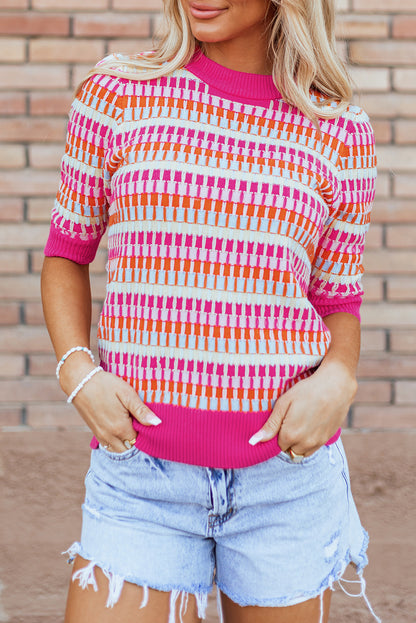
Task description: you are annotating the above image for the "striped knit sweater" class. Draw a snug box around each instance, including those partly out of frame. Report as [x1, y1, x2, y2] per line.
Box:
[45, 50, 377, 468]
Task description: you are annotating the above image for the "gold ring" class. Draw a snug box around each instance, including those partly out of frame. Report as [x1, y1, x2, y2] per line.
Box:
[123, 437, 137, 450]
[288, 448, 304, 463]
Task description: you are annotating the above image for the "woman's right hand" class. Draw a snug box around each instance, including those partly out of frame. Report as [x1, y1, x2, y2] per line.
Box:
[60, 356, 161, 453]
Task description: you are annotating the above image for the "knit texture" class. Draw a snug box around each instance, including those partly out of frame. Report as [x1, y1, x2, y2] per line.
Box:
[45, 51, 377, 468]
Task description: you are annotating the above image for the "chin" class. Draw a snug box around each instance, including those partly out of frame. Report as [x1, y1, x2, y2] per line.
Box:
[189, 23, 232, 43]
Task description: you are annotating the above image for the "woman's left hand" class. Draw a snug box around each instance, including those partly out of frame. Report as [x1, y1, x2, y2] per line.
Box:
[248, 360, 358, 457]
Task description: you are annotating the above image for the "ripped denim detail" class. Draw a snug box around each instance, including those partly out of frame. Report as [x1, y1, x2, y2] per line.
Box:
[62, 542, 211, 621]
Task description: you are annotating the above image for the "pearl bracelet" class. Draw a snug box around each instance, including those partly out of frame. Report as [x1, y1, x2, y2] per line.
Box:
[56, 346, 95, 381]
[67, 366, 103, 404]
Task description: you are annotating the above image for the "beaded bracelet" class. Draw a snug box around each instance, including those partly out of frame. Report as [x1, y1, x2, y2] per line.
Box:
[67, 366, 103, 404]
[56, 346, 95, 381]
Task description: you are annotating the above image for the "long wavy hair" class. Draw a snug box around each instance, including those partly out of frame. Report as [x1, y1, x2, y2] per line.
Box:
[80, 0, 352, 124]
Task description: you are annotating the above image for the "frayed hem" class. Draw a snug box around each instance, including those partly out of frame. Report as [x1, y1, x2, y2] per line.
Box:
[216, 554, 381, 622]
[62, 542, 210, 619]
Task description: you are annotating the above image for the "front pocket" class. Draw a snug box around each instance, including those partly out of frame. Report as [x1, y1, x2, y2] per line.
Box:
[98, 443, 140, 462]
[276, 444, 326, 466]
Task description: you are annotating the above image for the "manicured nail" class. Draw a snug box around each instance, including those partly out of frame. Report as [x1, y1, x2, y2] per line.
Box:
[148, 415, 162, 425]
[249, 430, 266, 446]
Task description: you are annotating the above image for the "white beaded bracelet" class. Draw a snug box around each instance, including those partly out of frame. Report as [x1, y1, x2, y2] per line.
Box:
[56, 346, 95, 380]
[67, 366, 103, 404]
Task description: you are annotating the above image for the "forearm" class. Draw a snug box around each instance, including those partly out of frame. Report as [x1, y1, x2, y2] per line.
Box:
[41, 256, 94, 394]
[320, 312, 361, 382]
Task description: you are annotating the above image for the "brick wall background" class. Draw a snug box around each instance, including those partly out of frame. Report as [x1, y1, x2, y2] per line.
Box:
[0, 0, 415, 431]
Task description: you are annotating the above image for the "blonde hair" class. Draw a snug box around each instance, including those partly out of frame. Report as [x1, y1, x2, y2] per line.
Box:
[80, 0, 352, 124]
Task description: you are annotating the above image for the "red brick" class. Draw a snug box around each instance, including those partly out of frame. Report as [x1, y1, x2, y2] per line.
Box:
[0, 224, 50, 249]
[393, 16, 416, 39]
[395, 381, 416, 404]
[353, 406, 416, 429]
[25, 302, 46, 326]
[395, 120, 416, 145]
[358, 355, 416, 378]
[374, 173, 390, 199]
[370, 120, 392, 144]
[27, 199, 55, 223]
[73, 13, 150, 38]
[376, 146, 416, 173]
[0, 38, 26, 63]
[357, 93, 416, 118]
[393, 174, 416, 198]
[387, 277, 416, 302]
[33, 0, 108, 9]
[107, 38, 155, 56]
[0, 0, 28, 7]
[394, 68, 416, 92]
[353, 0, 416, 12]
[71, 64, 95, 89]
[0, 275, 42, 301]
[0, 171, 60, 196]
[29, 144, 64, 170]
[0, 355, 25, 377]
[371, 200, 416, 224]
[0, 378, 62, 402]
[363, 250, 416, 274]
[386, 225, 416, 249]
[349, 67, 390, 94]
[350, 41, 416, 66]
[361, 329, 386, 353]
[364, 224, 383, 249]
[0, 303, 20, 326]
[0, 326, 53, 353]
[0, 92, 26, 116]
[26, 403, 86, 428]
[361, 304, 416, 328]
[355, 380, 392, 404]
[28, 354, 57, 376]
[0, 65, 69, 91]
[0, 251, 27, 275]
[112, 0, 163, 10]
[30, 38, 105, 63]
[30, 91, 73, 117]
[31, 250, 47, 273]
[361, 275, 383, 302]
[390, 330, 416, 353]
[337, 15, 389, 39]
[0, 146, 26, 170]
[0, 12, 69, 36]
[0, 198, 24, 223]
[0, 407, 23, 427]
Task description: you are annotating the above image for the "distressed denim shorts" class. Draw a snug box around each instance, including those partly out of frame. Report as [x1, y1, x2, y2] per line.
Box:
[65, 437, 380, 622]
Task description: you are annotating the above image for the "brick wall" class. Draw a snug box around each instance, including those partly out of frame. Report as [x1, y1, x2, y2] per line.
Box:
[0, 0, 415, 430]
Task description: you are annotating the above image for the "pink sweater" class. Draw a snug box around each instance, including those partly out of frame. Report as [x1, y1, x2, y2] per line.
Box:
[45, 50, 377, 468]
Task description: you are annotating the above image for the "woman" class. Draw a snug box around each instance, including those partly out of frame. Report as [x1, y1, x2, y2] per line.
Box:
[41, 1, 380, 622]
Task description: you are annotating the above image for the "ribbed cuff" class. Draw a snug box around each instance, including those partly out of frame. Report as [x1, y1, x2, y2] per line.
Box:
[44, 223, 101, 265]
[309, 295, 362, 322]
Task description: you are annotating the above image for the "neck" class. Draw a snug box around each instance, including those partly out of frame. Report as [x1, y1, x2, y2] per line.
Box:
[201, 29, 273, 76]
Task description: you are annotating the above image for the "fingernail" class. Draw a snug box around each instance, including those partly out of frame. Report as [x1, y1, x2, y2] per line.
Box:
[249, 430, 266, 446]
[148, 415, 162, 425]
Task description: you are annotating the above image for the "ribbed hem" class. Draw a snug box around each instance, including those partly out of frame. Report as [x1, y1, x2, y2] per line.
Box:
[90, 403, 341, 468]
[44, 223, 100, 265]
[185, 49, 281, 106]
[309, 295, 363, 322]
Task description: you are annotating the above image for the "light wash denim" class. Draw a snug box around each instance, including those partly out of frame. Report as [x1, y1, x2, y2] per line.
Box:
[64, 438, 381, 622]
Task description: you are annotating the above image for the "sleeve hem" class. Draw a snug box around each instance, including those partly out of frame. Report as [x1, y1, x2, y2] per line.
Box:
[309, 296, 362, 322]
[44, 223, 102, 265]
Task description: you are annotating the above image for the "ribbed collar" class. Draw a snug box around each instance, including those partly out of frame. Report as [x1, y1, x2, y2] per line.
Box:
[185, 48, 281, 105]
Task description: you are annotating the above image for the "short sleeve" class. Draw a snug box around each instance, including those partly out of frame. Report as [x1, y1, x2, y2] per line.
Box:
[44, 71, 121, 264]
[307, 110, 377, 321]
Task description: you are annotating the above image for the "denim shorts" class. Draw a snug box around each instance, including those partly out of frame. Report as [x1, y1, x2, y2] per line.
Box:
[65, 438, 381, 622]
